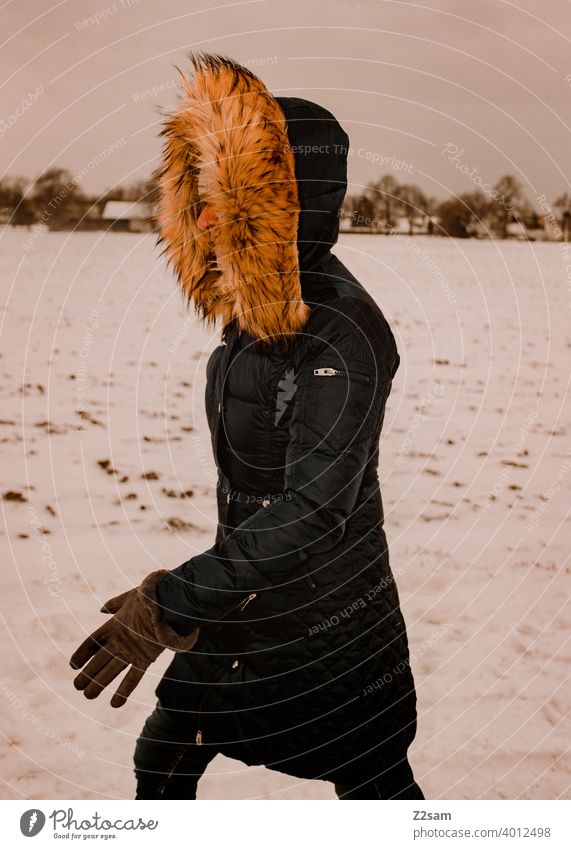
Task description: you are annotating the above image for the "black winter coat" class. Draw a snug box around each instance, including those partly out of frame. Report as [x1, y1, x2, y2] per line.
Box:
[154, 55, 418, 786]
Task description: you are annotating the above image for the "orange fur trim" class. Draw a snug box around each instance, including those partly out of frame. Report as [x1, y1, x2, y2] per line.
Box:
[156, 53, 310, 343]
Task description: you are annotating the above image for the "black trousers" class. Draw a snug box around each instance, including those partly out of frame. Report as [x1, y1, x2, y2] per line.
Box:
[134, 701, 425, 800]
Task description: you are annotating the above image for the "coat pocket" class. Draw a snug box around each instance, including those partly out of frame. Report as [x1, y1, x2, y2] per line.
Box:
[313, 366, 370, 385]
[302, 361, 376, 454]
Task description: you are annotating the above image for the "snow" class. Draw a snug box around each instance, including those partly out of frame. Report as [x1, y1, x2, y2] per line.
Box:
[0, 228, 569, 800]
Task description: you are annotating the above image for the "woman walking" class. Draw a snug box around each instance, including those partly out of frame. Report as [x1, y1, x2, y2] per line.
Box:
[70, 53, 424, 801]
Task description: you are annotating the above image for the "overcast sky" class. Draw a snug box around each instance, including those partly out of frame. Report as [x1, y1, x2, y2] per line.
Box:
[2, 0, 570, 209]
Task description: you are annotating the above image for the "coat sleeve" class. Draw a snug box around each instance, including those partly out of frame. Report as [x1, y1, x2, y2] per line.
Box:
[155, 324, 394, 635]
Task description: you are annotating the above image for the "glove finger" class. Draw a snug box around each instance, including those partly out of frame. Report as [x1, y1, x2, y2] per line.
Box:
[100, 589, 135, 615]
[83, 657, 129, 700]
[69, 622, 109, 670]
[73, 646, 116, 691]
[111, 665, 147, 708]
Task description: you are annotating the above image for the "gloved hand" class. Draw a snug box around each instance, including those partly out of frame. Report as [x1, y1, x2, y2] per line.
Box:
[69, 570, 199, 708]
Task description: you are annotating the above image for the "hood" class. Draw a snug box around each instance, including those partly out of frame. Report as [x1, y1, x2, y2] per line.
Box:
[156, 53, 349, 344]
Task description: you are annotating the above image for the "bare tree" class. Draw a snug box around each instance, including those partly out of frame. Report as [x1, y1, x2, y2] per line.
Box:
[436, 191, 491, 238]
[122, 175, 160, 208]
[397, 184, 429, 235]
[352, 193, 376, 228]
[30, 167, 85, 227]
[0, 177, 36, 224]
[490, 175, 527, 238]
[554, 192, 571, 240]
[367, 174, 401, 230]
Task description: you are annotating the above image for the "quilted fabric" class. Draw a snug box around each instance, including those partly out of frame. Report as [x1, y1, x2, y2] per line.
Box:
[154, 65, 418, 785]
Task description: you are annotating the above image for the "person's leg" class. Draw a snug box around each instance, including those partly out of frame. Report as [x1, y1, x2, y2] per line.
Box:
[134, 700, 217, 799]
[335, 752, 425, 800]
[335, 779, 381, 799]
[373, 754, 425, 800]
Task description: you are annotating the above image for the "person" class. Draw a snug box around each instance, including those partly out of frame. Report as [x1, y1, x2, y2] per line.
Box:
[69, 52, 424, 801]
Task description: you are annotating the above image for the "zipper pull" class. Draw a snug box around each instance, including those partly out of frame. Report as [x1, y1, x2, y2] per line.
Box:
[314, 367, 339, 376]
[195, 729, 203, 745]
[313, 366, 370, 384]
[239, 593, 257, 612]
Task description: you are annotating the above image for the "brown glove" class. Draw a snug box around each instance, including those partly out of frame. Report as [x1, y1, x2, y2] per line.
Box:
[69, 570, 199, 708]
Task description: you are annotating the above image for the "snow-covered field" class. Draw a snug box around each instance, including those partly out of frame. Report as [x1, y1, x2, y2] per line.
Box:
[1, 228, 569, 800]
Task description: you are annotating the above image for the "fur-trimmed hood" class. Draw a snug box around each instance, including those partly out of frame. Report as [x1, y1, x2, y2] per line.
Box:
[155, 53, 349, 344]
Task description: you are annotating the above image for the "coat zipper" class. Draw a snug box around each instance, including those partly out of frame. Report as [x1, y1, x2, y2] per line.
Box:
[313, 367, 370, 384]
[194, 591, 257, 745]
[212, 325, 239, 468]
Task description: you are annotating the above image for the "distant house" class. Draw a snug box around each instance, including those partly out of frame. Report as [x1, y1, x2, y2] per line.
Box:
[338, 214, 354, 233]
[101, 201, 153, 233]
[505, 220, 528, 240]
[391, 216, 410, 235]
[472, 221, 491, 239]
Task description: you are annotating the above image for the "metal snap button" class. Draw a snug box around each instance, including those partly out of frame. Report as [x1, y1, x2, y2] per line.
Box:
[262, 498, 270, 508]
[231, 659, 239, 669]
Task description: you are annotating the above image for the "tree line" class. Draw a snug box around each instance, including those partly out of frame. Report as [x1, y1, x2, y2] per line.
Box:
[1, 166, 569, 239]
[344, 174, 570, 239]
[0, 168, 158, 229]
